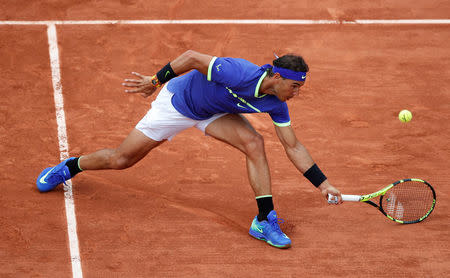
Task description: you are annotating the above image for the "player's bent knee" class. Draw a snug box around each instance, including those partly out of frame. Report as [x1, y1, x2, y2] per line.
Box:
[242, 133, 265, 156]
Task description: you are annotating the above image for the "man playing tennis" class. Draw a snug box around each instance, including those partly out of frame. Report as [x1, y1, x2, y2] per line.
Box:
[37, 50, 343, 249]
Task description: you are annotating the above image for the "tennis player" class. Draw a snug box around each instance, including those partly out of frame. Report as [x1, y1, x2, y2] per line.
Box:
[37, 50, 343, 249]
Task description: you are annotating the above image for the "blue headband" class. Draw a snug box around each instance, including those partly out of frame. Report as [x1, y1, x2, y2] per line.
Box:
[261, 64, 307, 81]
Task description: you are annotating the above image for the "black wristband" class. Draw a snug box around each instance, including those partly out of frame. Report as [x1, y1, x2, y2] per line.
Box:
[156, 63, 178, 84]
[303, 163, 327, 188]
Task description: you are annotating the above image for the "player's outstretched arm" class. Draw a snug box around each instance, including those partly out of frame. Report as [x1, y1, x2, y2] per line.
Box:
[170, 50, 213, 76]
[274, 124, 342, 204]
[122, 50, 213, 98]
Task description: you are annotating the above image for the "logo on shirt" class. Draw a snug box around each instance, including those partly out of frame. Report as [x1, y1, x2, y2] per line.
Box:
[237, 103, 247, 109]
[216, 64, 222, 71]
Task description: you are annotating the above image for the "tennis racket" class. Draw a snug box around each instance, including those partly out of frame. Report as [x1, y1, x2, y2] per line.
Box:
[328, 178, 436, 224]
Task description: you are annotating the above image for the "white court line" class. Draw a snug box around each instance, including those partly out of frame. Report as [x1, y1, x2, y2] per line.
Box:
[0, 19, 449, 25]
[47, 24, 83, 278]
[351, 19, 450, 24]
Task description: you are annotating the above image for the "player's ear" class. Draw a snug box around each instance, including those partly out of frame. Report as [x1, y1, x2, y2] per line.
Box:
[273, 72, 282, 79]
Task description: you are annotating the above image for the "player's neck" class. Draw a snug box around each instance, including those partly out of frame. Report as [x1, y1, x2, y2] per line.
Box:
[259, 75, 276, 96]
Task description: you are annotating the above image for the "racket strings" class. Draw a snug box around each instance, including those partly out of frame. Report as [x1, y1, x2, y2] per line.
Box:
[381, 181, 435, 222]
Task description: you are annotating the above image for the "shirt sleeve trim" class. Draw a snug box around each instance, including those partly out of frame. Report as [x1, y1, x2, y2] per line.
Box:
[273, 121, 291, 127]
[207, 56, 218, 81]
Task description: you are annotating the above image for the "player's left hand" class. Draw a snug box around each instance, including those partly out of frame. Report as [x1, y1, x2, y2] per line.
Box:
[318, 181, 343, 205]
[122, 72, 157, 98]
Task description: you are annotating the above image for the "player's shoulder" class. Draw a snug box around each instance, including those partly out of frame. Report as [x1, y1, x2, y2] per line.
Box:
[210, 57, 264, 88]
[216, 57, 259, 69]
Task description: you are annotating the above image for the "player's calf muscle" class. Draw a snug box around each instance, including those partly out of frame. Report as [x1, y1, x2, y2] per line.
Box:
[110, 155, 132, 170]
[80, 149, 133, 170]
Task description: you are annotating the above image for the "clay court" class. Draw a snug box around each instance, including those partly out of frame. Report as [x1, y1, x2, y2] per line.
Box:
[1, 1, 449, 277]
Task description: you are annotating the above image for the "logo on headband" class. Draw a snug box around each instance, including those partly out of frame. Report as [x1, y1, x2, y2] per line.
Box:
[260, 64, 306, 81]
[273, 66, 307, 82]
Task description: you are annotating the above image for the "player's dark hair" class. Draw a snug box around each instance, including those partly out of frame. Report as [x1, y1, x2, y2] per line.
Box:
[268, 54, 309, 77]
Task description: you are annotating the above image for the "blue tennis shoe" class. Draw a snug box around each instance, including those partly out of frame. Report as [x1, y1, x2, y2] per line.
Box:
[36, 157, 75, 192]
[249, 210, 291, 249]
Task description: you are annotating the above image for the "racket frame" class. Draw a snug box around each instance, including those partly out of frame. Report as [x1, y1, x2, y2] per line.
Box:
[333, 178, 436, 224]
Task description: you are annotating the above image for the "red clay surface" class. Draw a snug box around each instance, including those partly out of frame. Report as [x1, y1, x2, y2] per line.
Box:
[1, 1, 450, 20]
[1, 3, 450, 278]
[0, 26, 71, 277]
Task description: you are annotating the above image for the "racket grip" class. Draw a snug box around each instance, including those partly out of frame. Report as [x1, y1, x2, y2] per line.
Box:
[327, 194, 362, 204]
[328, 194, 339, 204]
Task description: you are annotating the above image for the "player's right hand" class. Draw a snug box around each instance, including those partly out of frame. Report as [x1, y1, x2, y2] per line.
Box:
[318, 181, 343, 205]
[122, 72, 157, 98]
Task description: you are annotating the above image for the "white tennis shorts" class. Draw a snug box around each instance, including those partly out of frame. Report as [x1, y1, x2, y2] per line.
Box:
[136, 85, 226, 141]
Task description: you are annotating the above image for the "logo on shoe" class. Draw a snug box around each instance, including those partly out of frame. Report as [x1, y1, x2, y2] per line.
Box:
[252, 222, 264, 233]
[255, 226, 263, 233]
[39, 168, 54, 184]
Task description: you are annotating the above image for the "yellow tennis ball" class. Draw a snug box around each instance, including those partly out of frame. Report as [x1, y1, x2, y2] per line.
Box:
[398, 109, 412, 123]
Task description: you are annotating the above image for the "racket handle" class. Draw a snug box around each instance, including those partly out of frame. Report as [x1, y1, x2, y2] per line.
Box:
[328, 194, 362, 204]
